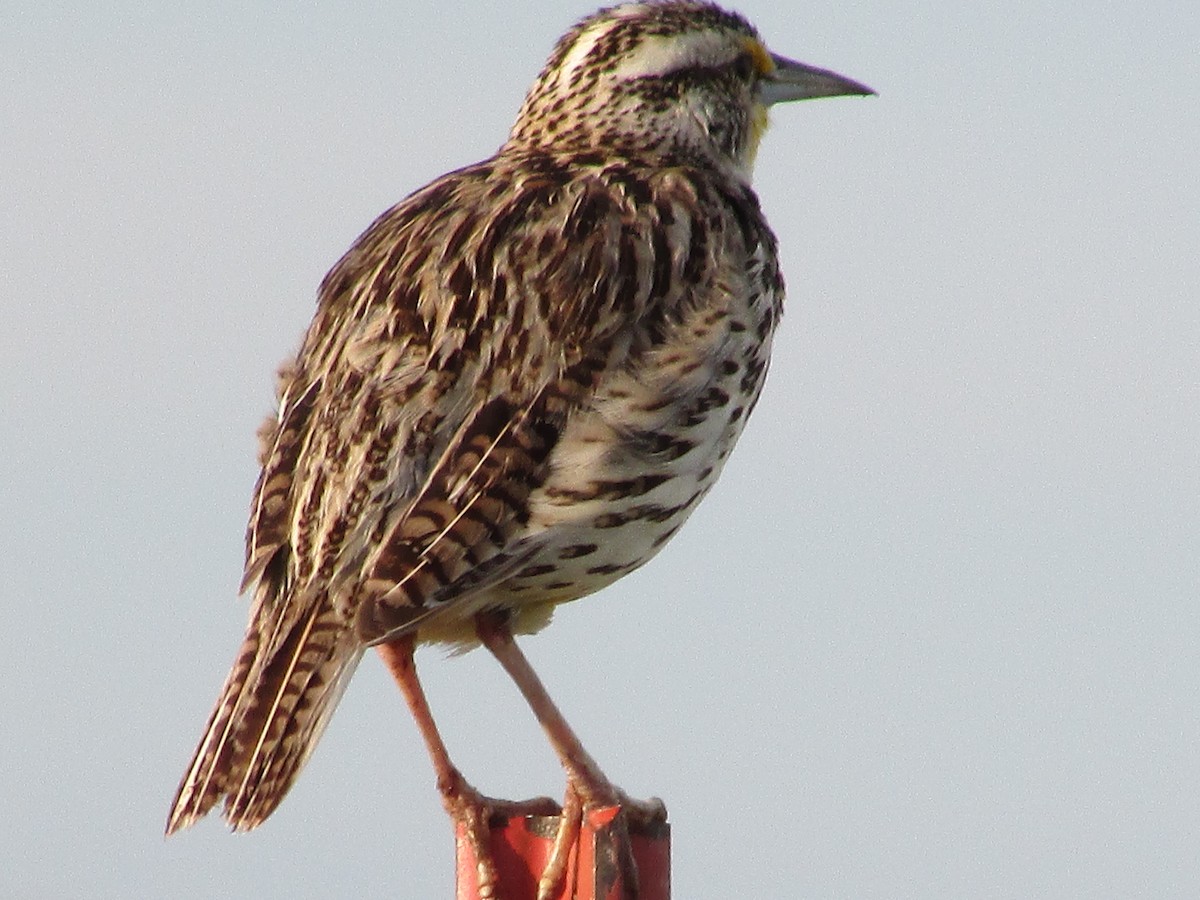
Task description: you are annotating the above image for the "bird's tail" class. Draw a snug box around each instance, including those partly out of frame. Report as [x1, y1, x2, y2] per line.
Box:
[166, 597, 363, 835]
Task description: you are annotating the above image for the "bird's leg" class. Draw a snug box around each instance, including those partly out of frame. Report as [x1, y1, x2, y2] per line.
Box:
[376, 636, 559, 900]
[474, 612, 614, 804]
[475, 611, 667, 899]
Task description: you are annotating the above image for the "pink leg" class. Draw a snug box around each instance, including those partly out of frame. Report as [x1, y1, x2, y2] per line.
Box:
[475, 612, 667, 899]
[377, 636, 559, 899]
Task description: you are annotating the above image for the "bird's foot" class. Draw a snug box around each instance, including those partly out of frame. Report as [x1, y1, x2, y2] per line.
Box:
[536, 784, 584, 900]
[612, 787, 668, 830]
[536, 781, 668, 900]
[601, 787, 667, 900]
[438, 766, 560, 900]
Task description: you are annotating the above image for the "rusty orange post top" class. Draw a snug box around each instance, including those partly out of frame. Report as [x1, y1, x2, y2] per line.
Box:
[456, 806, 670, 900]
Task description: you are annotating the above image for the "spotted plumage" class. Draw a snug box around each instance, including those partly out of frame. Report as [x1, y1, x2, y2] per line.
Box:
[168, 0, 871, 852]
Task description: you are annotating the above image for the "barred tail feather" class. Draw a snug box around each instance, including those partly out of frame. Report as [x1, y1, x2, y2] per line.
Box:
[166, 604, 363, 835]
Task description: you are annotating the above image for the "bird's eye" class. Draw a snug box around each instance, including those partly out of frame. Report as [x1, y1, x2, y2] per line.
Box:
[732, 53, 756, 80]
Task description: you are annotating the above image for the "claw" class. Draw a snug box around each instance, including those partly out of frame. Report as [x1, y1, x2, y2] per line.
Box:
[613, 790, 668, 828]
[449, 778, 565, 900]
[537, 784, 583, 900]
[441, 771, 502, 898]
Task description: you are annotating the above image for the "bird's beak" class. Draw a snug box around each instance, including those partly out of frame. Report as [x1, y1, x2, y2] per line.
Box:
[759, 53, 875, 105]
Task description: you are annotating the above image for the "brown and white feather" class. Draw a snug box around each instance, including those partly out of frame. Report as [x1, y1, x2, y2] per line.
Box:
[167, 1, 806, 835]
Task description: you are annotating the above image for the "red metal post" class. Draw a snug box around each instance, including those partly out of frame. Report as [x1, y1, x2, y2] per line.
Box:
[456, 806, 670, 899]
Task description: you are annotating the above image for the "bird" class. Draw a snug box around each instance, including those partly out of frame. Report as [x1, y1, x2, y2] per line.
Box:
[167, 2, 872, 896]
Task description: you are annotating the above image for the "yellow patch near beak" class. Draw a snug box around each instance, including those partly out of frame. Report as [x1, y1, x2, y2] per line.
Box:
[741, 39, 773, 170]
[746, 102, 769, 169]
[742, 38, 773, 169]
[742, 37, 775, 77]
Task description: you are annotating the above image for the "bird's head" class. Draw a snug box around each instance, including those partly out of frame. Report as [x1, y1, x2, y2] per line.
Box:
[506, 1, 873, 178]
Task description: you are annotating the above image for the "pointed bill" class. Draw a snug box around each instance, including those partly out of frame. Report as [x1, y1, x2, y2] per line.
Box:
[760, 54, 875, 105]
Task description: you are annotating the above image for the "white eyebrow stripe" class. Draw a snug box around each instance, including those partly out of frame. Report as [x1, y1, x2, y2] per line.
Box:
[613, 31, 737, 80]
[558, 26, 608, 84]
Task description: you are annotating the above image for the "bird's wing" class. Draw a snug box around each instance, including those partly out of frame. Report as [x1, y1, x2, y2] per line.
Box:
[245, 156, 714, 647]
[168, 159, 751, 833]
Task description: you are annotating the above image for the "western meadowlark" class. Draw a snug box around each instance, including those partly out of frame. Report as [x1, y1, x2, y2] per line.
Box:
[168, 1, 871, 895]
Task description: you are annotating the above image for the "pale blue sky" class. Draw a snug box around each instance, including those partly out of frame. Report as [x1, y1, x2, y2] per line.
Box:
[3, 2, 1198, 897]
